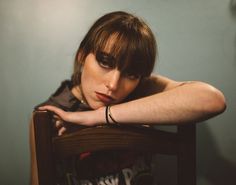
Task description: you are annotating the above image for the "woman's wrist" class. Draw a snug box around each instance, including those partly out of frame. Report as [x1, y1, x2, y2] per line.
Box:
[92, 105, 119, 126]
[88, 105, 120, 126]
[92, 107, 107, 126]
[105, 105, 119, 125]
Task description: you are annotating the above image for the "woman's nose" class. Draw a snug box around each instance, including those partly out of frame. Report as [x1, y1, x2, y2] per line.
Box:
[106, 69, 121, 91]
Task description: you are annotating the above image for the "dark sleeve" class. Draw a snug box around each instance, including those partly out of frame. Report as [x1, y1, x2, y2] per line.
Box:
[34, 80, 81, 111]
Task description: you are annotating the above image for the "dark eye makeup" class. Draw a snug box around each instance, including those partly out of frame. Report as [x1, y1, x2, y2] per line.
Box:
[95, 51, 141, 80]
[96, 51, 116, 69]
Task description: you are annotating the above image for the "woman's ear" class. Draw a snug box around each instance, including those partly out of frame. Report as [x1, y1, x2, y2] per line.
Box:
[77, 51, 82, 63]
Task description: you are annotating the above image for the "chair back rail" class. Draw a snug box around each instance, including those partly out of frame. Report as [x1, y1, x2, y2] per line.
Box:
[53, 125, 180, 159]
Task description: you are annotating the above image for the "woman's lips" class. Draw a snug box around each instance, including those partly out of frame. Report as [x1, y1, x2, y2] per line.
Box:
[95, 92, 115, 104]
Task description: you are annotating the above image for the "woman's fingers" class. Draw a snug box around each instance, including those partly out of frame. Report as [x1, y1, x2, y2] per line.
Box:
[38, 105, 88, 126]
[53, 119, 66, 135]
[53, 114, 61, 120]
[38, 105, 64, 115]
[55, 119, 64, 129]
[38, 105, 69, 121]
[38, 105, 83, 135]
[58, 127, 67, 136]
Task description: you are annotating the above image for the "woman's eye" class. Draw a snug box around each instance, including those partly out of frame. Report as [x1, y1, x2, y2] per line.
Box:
[125, 73, 141, 80]
[96, 52, 115, 69]
[99, 59, 112, 68]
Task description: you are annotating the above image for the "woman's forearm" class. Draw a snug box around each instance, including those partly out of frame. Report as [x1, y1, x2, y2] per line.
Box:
[108, 81, 226, 125]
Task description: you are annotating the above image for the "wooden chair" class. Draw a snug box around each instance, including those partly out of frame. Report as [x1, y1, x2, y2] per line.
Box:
[32, 111, 196, 185]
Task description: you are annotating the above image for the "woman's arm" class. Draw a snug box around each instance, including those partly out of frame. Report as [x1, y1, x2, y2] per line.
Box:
[109, 75, 226, 125]
[39, 75, 226, 126]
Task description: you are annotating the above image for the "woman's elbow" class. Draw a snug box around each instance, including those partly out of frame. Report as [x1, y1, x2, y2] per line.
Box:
[213, 91, 226, 114]
[204, 85, 227, 116]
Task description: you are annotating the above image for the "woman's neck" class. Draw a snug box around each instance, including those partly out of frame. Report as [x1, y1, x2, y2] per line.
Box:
[71, 85, 87, 105]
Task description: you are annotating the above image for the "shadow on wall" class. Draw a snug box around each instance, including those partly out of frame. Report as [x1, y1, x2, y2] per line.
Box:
[197, 123, 236, 185]
[230, 0, 236, 64]
[230, 0, 236, 18]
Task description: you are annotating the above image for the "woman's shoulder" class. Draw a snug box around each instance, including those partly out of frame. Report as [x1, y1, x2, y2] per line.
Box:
[34, 80, 82, 111]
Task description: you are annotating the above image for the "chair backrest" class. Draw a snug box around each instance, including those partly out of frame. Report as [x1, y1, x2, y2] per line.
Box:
[33, 111, 196, 185]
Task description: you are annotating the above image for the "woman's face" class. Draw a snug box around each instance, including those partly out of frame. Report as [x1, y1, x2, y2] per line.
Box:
[80, 53, 140, 109]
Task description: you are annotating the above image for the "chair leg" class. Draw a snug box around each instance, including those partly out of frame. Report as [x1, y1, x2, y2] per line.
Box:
[34, 112, 55, 185]
[177, 124, 196, 185]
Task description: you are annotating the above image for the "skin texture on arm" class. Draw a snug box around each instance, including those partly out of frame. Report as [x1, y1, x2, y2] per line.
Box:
[109, 75, 226, 125]
[39, 75, 226, 126]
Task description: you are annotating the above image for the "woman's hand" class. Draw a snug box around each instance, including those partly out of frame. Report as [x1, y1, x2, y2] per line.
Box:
[39, 105, 79, 124]
[38, 105, 106, 128]
[52, 114, 67, 136]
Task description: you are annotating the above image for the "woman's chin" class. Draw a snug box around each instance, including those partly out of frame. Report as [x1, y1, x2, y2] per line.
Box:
[89, 101, 105, 110]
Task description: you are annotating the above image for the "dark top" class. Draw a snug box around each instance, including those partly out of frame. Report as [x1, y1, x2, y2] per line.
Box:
[35, 80, 155, 185]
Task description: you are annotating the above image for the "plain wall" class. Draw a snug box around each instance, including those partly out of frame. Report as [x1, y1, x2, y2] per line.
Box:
[0, 0, 235, 184]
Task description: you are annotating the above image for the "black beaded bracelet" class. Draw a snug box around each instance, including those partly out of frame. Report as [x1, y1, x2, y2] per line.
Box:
[105, 106, 110, 124]
[108, 105, 118, 124]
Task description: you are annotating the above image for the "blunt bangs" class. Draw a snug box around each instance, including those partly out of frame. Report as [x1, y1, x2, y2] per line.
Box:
[88, 25, 155, 77]
[96, 32, 154, 77]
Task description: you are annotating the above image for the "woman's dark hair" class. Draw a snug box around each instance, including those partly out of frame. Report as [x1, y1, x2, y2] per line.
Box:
[72, 11, 157, 85]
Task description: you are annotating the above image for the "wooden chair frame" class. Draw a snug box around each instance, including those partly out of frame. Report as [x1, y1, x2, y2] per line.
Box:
[33, 111, 196, 185]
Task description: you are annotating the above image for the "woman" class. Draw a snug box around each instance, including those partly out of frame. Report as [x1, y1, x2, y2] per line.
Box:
[31, 11, 226, 185]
